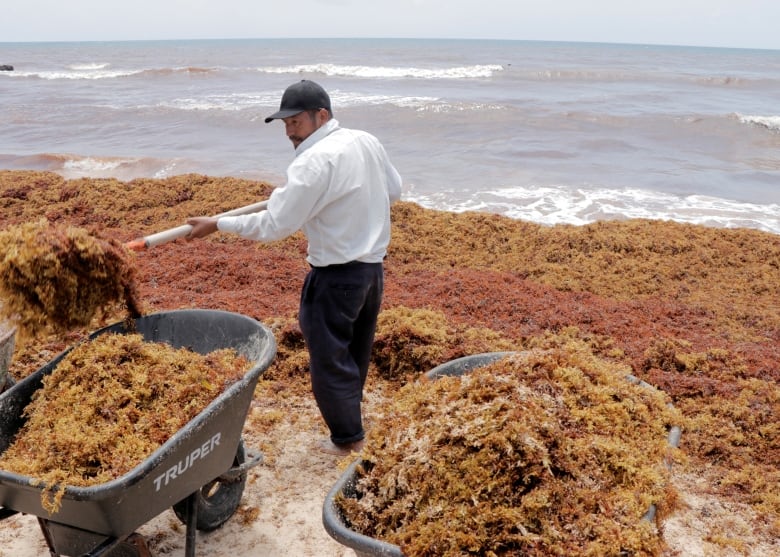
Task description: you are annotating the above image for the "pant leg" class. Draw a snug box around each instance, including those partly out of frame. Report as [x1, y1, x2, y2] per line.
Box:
[298, 262, 383, 445]
[350, 266, 383, 389]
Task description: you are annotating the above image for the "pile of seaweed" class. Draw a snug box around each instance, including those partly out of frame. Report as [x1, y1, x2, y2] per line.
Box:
[339, 334, 681, 556]
[0, 219, 142, 338]
[262, 307, 515, 386]
[2, 171, 778, 552]
[0, 332, 247, 513]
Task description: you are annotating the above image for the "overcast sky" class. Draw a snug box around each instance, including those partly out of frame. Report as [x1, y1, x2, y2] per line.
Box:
[3, 0, 779, 50]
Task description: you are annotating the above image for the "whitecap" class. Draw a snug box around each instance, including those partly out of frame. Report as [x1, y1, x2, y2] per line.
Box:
[163, 93, 273, 111]
[257, 63, 504, 80]
[23, 69, 142, 80]
[68, 62, 110, 71]
[63, 157, 126, 173]
[737, 114, 780, 132]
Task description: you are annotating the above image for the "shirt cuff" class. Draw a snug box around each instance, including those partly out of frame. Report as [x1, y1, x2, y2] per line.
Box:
[217, 216, 240, 233]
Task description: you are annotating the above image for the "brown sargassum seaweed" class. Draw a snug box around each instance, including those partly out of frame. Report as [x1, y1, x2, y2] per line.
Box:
[0, 219, 142, 338]
[0, 332, 247, 513]
[2, 172, 778, 552]
[339, 336, 681, 556]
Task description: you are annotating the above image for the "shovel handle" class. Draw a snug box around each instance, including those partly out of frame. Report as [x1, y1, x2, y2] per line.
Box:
[127, 199, 268, 251]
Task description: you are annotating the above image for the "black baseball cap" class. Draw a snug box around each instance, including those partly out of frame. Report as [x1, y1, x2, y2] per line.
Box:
[264, 80, 332, 123]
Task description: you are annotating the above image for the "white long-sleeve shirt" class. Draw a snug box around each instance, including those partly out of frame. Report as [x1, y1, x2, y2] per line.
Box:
[218, 119, 402, 267]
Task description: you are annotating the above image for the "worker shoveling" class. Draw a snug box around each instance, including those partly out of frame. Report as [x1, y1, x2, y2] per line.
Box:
[0, 219, 142, 338]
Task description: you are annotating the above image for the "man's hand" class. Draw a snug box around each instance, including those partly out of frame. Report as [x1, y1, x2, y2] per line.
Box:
[186, 217, 219, 239]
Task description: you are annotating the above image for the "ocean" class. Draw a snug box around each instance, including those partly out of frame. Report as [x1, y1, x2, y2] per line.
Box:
[1, 38, 779, 234]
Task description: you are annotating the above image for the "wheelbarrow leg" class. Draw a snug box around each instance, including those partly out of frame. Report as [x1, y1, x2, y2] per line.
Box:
[36, 517, 57, 556]
[184, 491, 199, 557]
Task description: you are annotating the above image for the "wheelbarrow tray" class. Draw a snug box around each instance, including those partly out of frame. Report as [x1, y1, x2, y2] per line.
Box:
[0, 309, 276, 540]
[322, 353, 512, 557]
[323, 352, 681, 557]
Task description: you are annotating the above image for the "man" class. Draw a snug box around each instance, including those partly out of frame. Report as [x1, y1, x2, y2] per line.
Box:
[187, 80, 402, 456]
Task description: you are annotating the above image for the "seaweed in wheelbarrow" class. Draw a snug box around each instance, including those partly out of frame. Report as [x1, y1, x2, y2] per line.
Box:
[0, 309, 276, 557]
[324, 343, 682, 557]
[0, 331, 254, 515]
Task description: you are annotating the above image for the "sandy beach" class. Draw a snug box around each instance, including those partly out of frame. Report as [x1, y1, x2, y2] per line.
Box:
[0, 171, 778, 556]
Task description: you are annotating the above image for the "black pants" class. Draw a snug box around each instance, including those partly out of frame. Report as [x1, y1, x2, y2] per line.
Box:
[298, 261, 383, 445]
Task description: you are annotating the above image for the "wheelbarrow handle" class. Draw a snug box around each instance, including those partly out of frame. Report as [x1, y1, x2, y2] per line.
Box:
[126, 200, 268, 251]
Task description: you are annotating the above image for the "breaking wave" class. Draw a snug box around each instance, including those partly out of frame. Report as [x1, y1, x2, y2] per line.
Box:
[404, 183, 780, 235]
[257, 63, 504, 79]
[738, 114, 780, 132]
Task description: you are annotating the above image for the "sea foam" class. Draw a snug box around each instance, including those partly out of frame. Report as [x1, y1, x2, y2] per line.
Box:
[258, 63, 504, 79]
[738, 114, 780, 132]
[404, 183, 780, 235]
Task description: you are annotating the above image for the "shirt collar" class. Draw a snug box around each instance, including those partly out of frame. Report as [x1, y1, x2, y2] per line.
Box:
[295, 118, 340, 156]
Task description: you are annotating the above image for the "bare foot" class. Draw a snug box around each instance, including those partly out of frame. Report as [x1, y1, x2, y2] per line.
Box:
[317, 438, 365, 456]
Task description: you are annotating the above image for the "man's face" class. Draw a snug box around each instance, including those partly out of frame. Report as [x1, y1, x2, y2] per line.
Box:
[282, 109, 328, 148]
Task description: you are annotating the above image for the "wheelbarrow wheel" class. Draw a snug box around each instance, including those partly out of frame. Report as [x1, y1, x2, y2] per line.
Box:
[172, 439, 247, 532]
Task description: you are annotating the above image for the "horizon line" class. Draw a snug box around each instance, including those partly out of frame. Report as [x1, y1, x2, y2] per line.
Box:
[1, 36, 778, 53]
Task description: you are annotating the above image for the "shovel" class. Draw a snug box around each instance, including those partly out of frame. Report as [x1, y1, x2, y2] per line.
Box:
[125, 200, 268, 251]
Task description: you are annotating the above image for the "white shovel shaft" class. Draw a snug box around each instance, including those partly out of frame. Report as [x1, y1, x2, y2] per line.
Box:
[139, 200, 268, 248]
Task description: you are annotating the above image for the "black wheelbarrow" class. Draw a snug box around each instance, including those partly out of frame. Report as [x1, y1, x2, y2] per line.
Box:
[0, 309, 277, 557]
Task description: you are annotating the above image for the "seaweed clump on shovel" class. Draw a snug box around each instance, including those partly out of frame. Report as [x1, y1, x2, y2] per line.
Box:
[0, 219, 142, 337]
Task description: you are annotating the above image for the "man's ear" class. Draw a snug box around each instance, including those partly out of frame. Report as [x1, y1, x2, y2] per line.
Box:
[317, 108, 331, 125]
